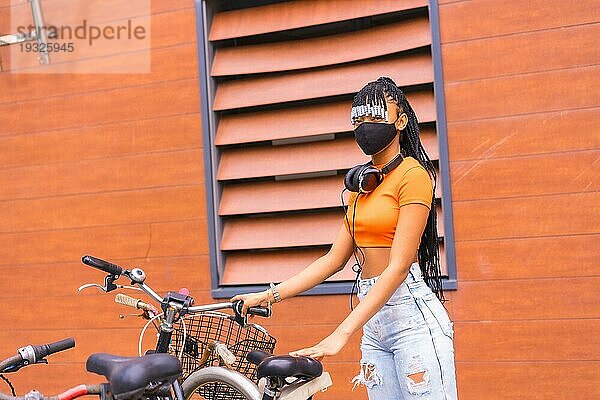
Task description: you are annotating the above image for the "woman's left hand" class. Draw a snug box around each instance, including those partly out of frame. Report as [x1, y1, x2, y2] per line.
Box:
[289, 330, 349, 360]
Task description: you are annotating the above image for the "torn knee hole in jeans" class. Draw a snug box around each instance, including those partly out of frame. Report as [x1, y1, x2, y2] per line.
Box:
[408, 371, 426, 384]
[352, 361, 382, 390]
[405, 357, 431, 395]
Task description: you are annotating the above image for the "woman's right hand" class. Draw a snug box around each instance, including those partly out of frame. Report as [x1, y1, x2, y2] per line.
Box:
[230, 290, 271, 315]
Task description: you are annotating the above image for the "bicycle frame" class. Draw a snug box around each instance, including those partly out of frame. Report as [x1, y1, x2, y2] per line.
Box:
[149, 294, 239, 399]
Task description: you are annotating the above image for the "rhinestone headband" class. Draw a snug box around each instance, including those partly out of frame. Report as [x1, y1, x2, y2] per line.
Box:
[350, 104, 389, 124]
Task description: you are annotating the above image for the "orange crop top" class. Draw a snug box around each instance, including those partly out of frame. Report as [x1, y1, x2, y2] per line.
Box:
[344, 157, 433, 247]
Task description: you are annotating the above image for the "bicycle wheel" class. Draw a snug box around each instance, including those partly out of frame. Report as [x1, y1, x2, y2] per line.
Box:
[181, 366, 261, 400]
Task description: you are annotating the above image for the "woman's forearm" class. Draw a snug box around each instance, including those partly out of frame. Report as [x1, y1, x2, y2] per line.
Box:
[335, 261, 410, 337]
[275, 254, 340, 301]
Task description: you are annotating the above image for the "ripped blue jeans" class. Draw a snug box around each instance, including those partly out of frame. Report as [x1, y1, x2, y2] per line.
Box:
[353, 263, 458, 399]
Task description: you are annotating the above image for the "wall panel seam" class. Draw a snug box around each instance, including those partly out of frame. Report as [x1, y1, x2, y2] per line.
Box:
[454, 318, 600, 323]
[452, 189, 599, 204]
[447, 105, 600, 124]
[453, 318, 600, 323]
[0, 76, 200, 109]
[445, 104, 600, 124]
[0, 254, 211, 268]
[0, 147, 204, 172]
[452, 189, 600, 203]
[0, 2, 196, 14]
[444, 63, 600, 85]
[444, 62, 600, 85]
[0, 218, 210, 236]
[437, 0, 470, 6]
[455, 232, 599, 242]
[0, 255, 210, 270]
[456, 276, 600, 283]
[449, 148, 600, 163]
[440, 20, 600, 45]
[0, 183, 207, 203]
[455, 360, 600, 364]
[0, 217, 207, 235]
[455, 231, 599, 243]
[0, 111, 201, 140]
[0, 106, 202, 137]
[150, 5, 196, 17]
[0, 43, 200, 106]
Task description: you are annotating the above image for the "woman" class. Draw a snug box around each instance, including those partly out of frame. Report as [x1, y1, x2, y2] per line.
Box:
[232, 77, 457, 399]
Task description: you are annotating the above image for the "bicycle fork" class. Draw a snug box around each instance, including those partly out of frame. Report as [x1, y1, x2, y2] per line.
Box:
[155, 305, 186, 400]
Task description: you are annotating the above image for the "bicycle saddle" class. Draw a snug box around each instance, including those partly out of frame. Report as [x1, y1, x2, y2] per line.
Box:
[247, 351, 323, 380]
[86, 353, 182, 399]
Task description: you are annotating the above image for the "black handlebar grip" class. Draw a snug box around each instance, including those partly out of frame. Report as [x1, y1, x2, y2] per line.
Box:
[32, 337, 75, 361]
[247, 306, 272, 318]
[82, 255, 123, 276]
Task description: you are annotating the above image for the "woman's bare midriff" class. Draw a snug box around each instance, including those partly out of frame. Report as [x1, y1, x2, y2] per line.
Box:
[357, 247, 418, 279]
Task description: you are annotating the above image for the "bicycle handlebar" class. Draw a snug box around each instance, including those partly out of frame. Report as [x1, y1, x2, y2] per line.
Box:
[82, 255, 271, 320]
[116, 293, 271, 318]
[0, 338, 75, 374]
[184, 301, 271, 317]
[81, 255, 122, 276]
[31, 338, 75, 361]
[0, 385, 101, 400]
[247, 305, 271, 318]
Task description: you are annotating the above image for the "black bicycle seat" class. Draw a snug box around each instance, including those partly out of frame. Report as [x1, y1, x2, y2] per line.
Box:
[86, 353, 182, 399]
[249, 351, 323, 380]
[247, 350, 272, 365]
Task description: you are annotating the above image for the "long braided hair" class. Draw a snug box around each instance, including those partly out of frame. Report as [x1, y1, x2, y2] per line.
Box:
[351, 76, 445, 301]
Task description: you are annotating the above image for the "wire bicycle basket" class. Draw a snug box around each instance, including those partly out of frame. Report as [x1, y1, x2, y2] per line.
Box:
[170, 311, 276, 400]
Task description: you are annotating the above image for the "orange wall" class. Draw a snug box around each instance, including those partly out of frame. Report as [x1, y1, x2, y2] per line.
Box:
[1, 1, 598, 399]
[0, 0, 213, 392]
[439, 0, 599, 398]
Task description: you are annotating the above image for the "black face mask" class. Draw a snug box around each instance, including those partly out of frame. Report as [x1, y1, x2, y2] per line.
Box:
[353, 121, 398, 155]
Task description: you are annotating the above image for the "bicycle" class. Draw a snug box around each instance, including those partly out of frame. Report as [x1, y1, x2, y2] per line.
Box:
[79, 255, 333, 400]
[0, 338, 184, 400]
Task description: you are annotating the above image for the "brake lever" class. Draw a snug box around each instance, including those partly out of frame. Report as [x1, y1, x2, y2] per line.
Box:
[119, 312, 145, 319]
[78, 283, 143, 293]
[119, 310, 155, 320]
[231, 300, 247, 327]
[77, 283, 108, 293]
[2, 364, 23, 373]
[2, 359, 48, 374]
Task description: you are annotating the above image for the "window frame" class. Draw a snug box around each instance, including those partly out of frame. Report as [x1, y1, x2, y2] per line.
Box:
[194, 0, 457, 298]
